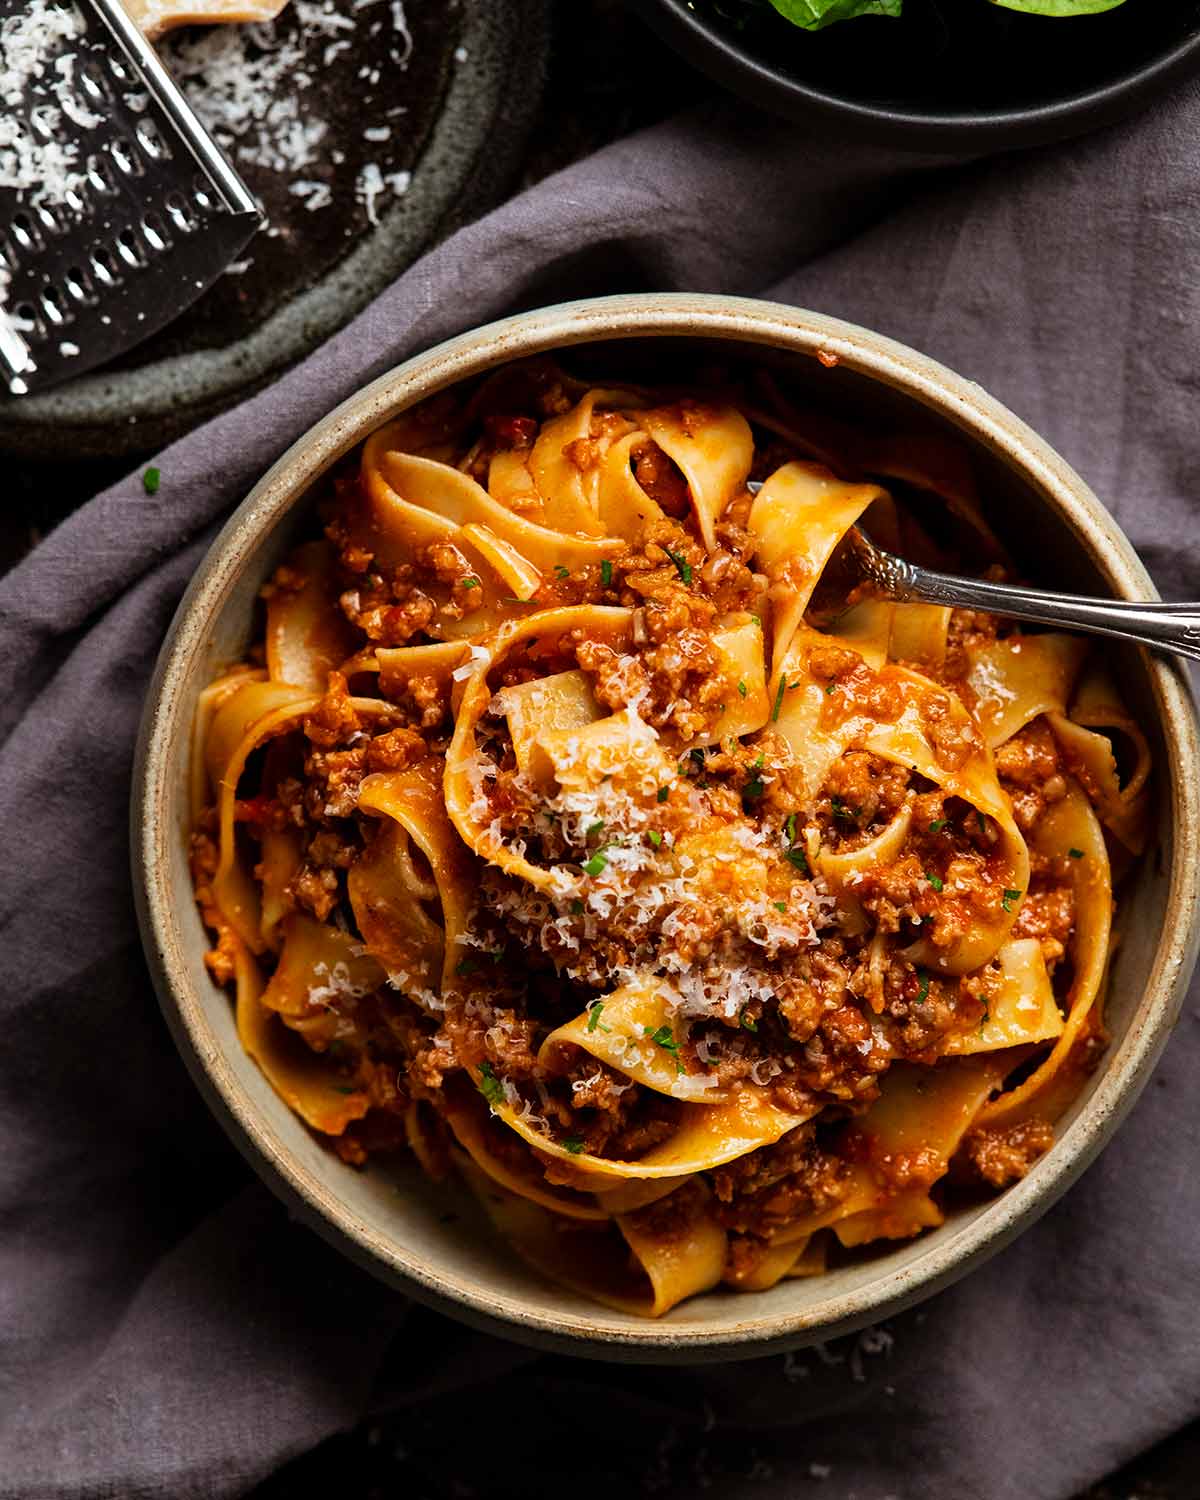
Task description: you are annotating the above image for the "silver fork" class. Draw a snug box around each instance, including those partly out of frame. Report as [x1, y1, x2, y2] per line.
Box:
[845, 526, 1200, 665]
[742, 477, 1200, 664]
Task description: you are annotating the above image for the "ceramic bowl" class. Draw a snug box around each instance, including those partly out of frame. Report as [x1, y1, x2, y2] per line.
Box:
[132, 293, 1200, 1362]
[629, 0, 1200, 152]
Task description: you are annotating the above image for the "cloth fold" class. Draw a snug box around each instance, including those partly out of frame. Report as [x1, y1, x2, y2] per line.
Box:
[3, 81, 1199, 1500]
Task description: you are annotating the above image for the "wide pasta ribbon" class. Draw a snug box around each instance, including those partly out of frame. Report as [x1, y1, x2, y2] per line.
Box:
[767, 1055, 1011, 1250]
[977, 780, 1112, 1126]
[748, 460, 887, 669]
[232, 941, 371, 1137]
[264, 539, 359, 691]
[539, 979, 729, 1104]
[481, 1079, 813, 1183]
[205, 679, 395, 952]
[354, 759, 477, 999]
[455, 1157, 727, 1318]
[773, 628, 1030, 974]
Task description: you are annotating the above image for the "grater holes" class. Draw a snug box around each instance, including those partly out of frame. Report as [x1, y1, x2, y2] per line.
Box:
[87, 155, 119, 197]
[136, 119, 171, 161]
[140, 211, 170, 254]
[76, 60, 111, 104]
[10, 213, 44, 255]
[28, 104, 56, 142]
[40, 287, 68, 327]
[115, 228, 146, 269]
[193, 175, 214, 211]
[164, 190, 198, 232]
[90, 246, 120, 287]
[106, 53, 129, 84]
[13, 303, 40, 339]
[63, 266, 97, 307]
[109, 137, 145, 179]
[35, 204, 64, 237]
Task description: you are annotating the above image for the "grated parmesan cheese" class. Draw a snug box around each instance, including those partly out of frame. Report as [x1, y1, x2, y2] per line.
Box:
[159, 0, 418, 221]
[0, 4, 92, 205]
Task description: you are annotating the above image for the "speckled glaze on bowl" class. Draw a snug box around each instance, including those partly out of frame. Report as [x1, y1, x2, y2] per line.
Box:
[132, 294, 1200, 1363]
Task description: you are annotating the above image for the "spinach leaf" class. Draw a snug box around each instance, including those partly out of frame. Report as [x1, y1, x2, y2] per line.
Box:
[766, 0, 1125, 27]
[990, 0, 1125, 11]
[767, 0, 902, 30]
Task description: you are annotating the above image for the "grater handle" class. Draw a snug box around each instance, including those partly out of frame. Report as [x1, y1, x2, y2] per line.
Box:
[86, 0, 264, 222]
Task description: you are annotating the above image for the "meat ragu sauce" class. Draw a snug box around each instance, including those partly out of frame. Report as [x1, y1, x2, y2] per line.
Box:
[190, 358, 1149, 1314]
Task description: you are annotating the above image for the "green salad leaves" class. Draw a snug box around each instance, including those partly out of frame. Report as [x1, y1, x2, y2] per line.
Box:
[767, 0, 1125, 28]
[990, 0, 1127, 11]
[767, 0, 899, 26]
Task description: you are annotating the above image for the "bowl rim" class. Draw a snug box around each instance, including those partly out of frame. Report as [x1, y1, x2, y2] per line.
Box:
[628, 0, 1200, 151]
[132, 292, 1200, 1362]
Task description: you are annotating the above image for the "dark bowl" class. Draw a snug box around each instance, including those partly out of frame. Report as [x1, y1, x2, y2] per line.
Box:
[629, 0, 1200, 151]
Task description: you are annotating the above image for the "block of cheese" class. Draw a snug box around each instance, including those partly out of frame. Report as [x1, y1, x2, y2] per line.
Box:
[124, 0, 290, 40]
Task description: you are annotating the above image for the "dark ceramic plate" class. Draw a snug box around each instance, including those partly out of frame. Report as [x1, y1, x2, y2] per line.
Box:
[1, 0, 549, 459]
[630, 0, 1200, 151]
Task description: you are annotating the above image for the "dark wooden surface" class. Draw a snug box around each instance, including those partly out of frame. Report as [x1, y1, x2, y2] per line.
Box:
[7, 3, 1195, 1495]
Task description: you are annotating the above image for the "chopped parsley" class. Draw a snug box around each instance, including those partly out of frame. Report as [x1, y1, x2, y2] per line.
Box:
[662, 544, 693, 584]
[476, 1061, 504, 1105]
[331, 1084, 358, 1095]
[587, 1002, 610, 1034]
[460, 577, 480, 590]
[582, 850, 609, 876]
[977, 810, 990, 835]
[586, 819, 605, 836]
[601, 559, 613, 588]
[657, 785, 670, 803]
[824, 684, 836, 696]
[978, 999, 991, 1033]
[743, 754, 767, 804]
[456, 957, 479, 976]
[645, 1024, 684, 1073]
[563, 1137, 585, 1154]
[928, 819, 948, 834]
[142, 466, 161, 494]
[830, 796, 858, 823]
[1002, 888, 1022, 913]
[786, 845, 811, 877]
[925, 871, 944, 893]
[915, 973, 930, 1007]
[785, 812, 798, 844]
[739, 1008, 758, 1033]
[647, 829, 663, 848]
[737, 680, 748, 698]
[554, 565, 570, 579]
[771, 675, 787, 722]
[1069, 847, 1084, 859]
[774, 900, 787, 913]
[571, 899, 584, 914]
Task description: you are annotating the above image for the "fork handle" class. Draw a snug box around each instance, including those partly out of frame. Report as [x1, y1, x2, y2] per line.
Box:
[885, 561, 1200, 664]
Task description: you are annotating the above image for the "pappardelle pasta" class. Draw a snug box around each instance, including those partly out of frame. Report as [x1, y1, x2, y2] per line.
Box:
[190, 357, 1150, 1316]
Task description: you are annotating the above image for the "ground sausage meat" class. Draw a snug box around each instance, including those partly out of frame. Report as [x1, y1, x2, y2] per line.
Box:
[961, 1119, 1055, 1188]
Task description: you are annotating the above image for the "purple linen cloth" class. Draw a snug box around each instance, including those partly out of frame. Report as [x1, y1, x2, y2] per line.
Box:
[2, 83, 1199, 1500]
